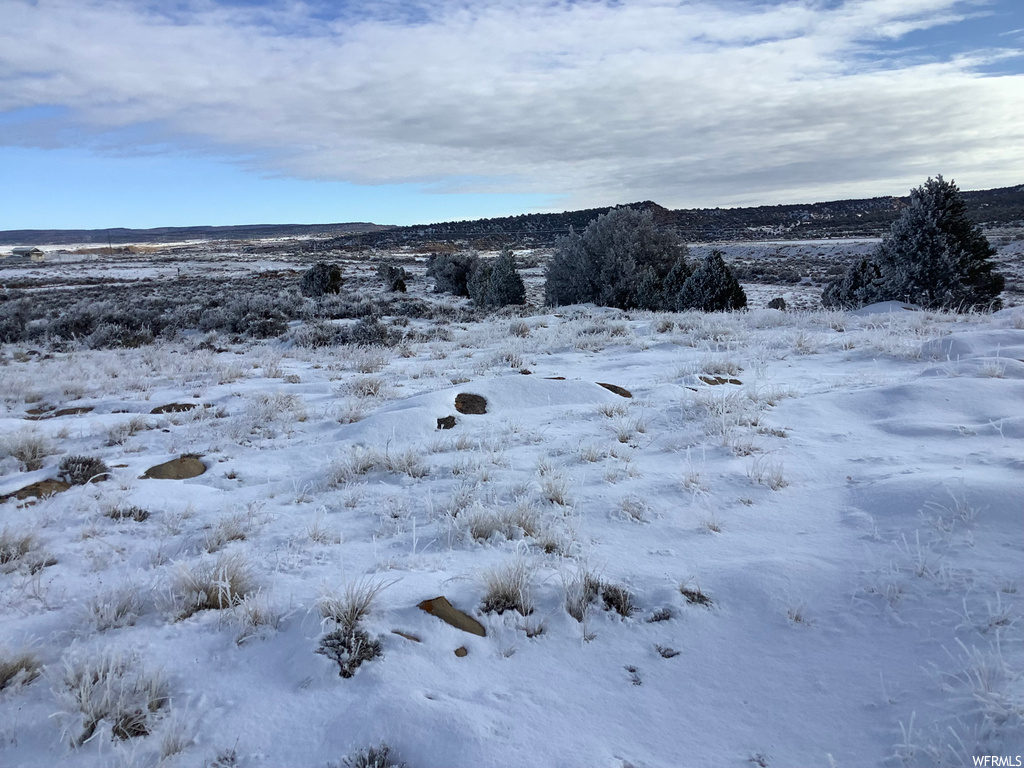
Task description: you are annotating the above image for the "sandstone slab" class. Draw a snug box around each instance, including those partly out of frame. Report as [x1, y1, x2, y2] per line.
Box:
[418, 596, 486, 637]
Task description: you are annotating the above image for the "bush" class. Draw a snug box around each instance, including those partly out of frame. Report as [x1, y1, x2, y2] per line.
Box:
[342, 743, 405, 768]
[468, 247, 527, 308]
[316, 625, 383, 678]
[677, 251, 747, 311]
[58, 455, 110, 485]
[545, 207, 690, 309]
[427, 252, 479, 296]
[821, 257, 882, 309]
[300, 262, 344, 298]
[377, 263, 408, 293]
[823, 176, 1005, 310]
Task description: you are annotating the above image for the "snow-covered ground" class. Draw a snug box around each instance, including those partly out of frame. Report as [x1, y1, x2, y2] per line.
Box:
[1, 278, 1023, 767]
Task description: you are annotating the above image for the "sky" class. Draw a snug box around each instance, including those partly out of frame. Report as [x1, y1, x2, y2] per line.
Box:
[0, 0, 1022, 229]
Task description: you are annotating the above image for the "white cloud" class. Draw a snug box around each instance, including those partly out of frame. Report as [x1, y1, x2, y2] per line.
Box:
[1, 0, 1021, 209]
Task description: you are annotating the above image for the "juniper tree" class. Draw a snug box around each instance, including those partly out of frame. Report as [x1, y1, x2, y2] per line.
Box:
[822, 176, 1004, 311]
[677, 251, 747, 311]
[426, 252, 479, 297]
[300, 262, 343, 298]
[545, 207, 690, 309]
[821, 257, 882, 309]
[469, 247, 526, 308]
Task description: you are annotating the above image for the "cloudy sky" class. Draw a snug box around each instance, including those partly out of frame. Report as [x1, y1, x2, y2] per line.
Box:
[1, 0, 1022, 229]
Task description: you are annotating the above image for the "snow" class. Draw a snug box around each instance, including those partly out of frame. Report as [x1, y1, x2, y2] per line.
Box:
[1, 296, 1023, 768]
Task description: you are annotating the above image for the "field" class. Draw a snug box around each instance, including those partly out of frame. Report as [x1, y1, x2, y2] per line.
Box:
[1, 241, 1023, 767]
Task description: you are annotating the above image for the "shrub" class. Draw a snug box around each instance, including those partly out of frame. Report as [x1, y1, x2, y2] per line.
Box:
[821, 257, 883, 309]
[427, 252, 479, 296]
[342, 743, 405, 768]
[823, 176, 1005, 310]
[316, 625, 383, 678]
[377, 263, 408, 293]
[300, 262, 344, 298]
[677, 251, 747, 311]
[58, 455, 110, 485]
[468, 247, 527, 308]
[544, 207, 690, 309]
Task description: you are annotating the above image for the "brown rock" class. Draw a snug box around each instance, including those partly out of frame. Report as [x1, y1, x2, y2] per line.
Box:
[418, 596, 486, 637]
[454, 393, 487, 415]
[142, 455, 206, 480]
[454, 646, 468, 658]
[1, 478, 70, 503]
[392, 630, 421, 643]
[150, 403, 198, 414]
[25, 406, 93, 421]
[437, 415, 456, 430]
[545, 376, 566, 380]
[597, 382, 632, 398]
[698, 375, 742, 386]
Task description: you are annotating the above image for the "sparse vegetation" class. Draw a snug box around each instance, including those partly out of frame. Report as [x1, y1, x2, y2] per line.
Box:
[58, 454, 110, 485]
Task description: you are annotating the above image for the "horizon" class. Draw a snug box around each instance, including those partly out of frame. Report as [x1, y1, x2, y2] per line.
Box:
[0, 179, 1021, 235]
[2, 0, 1022, 230]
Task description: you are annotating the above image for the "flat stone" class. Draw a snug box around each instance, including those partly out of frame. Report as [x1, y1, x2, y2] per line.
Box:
[150, 403, 198, 414]
[391, 630, 421, 643]
[1, 478, 70, 503]
[699, 375, 742, 386]
[142, 455, 206, 480]
[25, 406, 93, 421]
[437, 415, 456, 430]
[596, 382, 632, 398]
[418, 596, 486, 637]
[454, 646, 468, 658]
[454, 393, 487, 415]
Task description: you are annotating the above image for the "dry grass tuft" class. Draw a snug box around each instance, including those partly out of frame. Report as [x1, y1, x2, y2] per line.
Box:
[0, 648, 41, 691]
[55, 651, 169, 745]
[168, 553, 258, 620]
[481, 558, 535, 616]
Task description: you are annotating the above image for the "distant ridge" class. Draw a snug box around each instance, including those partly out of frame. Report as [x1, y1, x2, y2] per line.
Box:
[325, 184, 1024, 249]
[0, 221, 391, 246]
[3, 184, 1021, 248]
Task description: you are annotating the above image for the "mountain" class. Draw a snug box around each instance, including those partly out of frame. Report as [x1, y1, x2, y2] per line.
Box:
[0, 222, 391, 247]
[322, 185, 1024, 249]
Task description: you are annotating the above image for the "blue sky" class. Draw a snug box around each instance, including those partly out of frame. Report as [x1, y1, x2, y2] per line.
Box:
[1, 0, 1021, 230]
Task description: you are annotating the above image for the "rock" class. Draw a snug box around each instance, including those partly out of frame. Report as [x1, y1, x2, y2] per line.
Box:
[150, 403, 198, 414]
[1, 478, 70, 503]
[545, 376, 566, 380]
[699, 375, 742, 386]
[437, 415, 456, 430]
[454, 646, 468, 658]
[142, 455, 206, 480]
[391, 630, 421, 643]
[25, 406, 93, 421]
[454, 393, 487, 415]
[418, 596, 486, 637]
[597, 382, 632, 398]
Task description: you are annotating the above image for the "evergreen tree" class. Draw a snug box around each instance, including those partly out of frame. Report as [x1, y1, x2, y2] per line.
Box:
[426, 252, 479, 297]
[873, 176, 1003, 310]
[821, 257, 882, 309]
[300, 262, 343, 298]
[469, 247, 527, 308]
[544, 207, 689, 309]
[821, 176, 1004, 311]
[677, 251, 747, 311]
